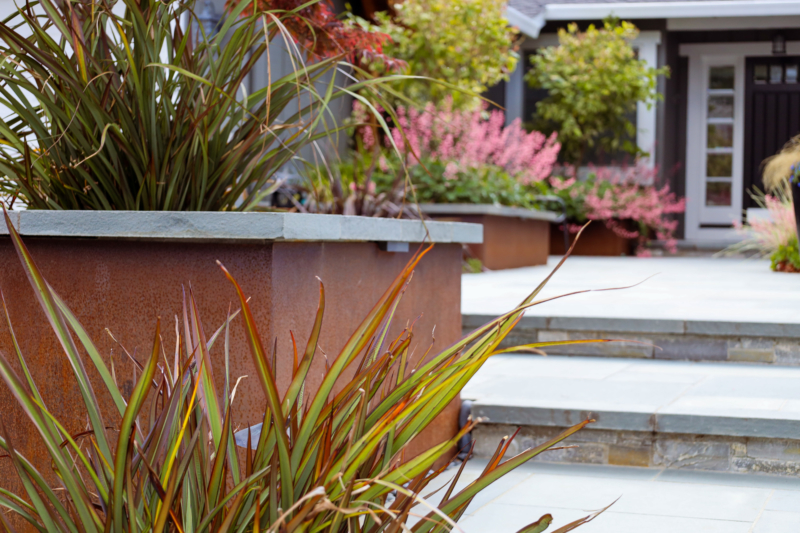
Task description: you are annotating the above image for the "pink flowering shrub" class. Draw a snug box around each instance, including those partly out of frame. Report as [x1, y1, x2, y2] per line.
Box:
[549, 162, 686, 256]
[356, 98, 560, 185]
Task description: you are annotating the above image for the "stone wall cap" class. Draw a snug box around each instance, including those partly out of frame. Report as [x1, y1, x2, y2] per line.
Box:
[0, 210, 484, 244]
[419, 203, 559, 222]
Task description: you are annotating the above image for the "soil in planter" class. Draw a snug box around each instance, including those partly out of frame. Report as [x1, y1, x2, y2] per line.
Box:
[550, 222, 634, 256]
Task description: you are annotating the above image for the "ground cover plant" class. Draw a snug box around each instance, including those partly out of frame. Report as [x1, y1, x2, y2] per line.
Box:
[0, 210, 612, 532]
[0, 0, 393, 210]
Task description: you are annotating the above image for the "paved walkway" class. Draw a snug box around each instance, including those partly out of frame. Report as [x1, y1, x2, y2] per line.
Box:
[462, 256, 800, 324]
[463, 356, 800, 437]
[430, 460, 800, 532]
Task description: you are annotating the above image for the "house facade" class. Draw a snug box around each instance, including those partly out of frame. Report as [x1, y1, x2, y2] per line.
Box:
[502, 0, 800, 244]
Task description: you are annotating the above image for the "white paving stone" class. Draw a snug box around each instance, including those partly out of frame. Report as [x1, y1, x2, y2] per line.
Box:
[429, 460, 800, 533]
[465, 355, 800, 438]
[462, 256, 800, 324]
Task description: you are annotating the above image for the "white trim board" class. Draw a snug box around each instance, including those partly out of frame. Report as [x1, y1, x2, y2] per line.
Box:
[543, 1, 800, 21]
[668, 16, 800, 32]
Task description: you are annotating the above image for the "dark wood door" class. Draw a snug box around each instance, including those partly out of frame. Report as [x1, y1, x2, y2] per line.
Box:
[744, 57, 800, 208]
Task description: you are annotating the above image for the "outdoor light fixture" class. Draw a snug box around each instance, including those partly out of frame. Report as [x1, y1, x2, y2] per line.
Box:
[773, 33, 786, 55]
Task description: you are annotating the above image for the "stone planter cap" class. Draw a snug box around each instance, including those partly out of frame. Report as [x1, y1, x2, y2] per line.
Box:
[419, 203, 560, 222]
[1, 211, 483, 244]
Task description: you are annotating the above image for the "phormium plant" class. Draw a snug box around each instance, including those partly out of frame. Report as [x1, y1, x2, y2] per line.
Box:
[0, 210, 613, 532]
[0, 0, 394, 210]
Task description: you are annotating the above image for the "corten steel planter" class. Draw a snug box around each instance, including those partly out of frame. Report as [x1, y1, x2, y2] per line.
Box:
[420, 204, 558, 270]
[0, 211, 482, 496]
[549, 221, 635, 256]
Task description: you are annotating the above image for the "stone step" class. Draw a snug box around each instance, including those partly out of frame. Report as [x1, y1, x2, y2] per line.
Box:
[462, 314, 800, 365]
[464, 355, 800, 476]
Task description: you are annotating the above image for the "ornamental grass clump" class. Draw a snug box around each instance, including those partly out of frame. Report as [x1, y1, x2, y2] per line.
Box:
[0, 210, 611, 532]
[0, 0, 390, 210]
[723, 187, 800, 272]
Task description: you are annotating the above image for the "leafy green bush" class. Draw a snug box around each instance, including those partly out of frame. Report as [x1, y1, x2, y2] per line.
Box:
[369, 0, 519, 109]
[0, 0, 388, 210]
[525, 19, 668, 165]
[0, 211, 609, 532]
[370, 155, 548, 209]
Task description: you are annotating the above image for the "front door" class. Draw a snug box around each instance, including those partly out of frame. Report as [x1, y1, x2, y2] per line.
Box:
[744, 56, 800, 208]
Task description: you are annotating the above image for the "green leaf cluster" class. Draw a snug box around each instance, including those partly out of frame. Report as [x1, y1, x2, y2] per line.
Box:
[371, 0, 519, 109]
[372, 156, 548, 208]
[771, 236, 800, 271]
[525, 19, 669, 165]
[0, 209, 611, 532]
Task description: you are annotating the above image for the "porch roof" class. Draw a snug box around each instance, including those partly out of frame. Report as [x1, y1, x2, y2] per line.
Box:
[507, 0, 800, 38]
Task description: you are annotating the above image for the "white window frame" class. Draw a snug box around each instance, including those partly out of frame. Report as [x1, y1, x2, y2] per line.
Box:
[700, 56, 744, 225]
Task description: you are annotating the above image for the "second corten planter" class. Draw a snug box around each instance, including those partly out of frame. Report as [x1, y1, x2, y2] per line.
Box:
[0, 211, 482, 501]
[420, 204, 558, 270]
[549, 221, 635, 256]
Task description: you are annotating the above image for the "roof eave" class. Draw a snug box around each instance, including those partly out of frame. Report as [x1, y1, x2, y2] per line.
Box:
[506, 6, 546, 38]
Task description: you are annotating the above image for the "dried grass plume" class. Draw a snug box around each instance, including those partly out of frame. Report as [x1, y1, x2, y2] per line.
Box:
[763, 135, 800, 190]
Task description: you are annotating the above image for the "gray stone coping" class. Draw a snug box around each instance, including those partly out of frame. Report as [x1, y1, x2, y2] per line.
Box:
[462, 314, 800, 339]
[419, 203, 559, 222]
[473, 402, 800, 441]
[1, 211, 483, 244]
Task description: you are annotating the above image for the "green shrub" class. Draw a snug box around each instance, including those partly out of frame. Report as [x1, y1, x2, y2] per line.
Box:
[369, 155, 548, 209]
[525, 19, 668, 165]
[369, 0, 519, 109]
[0, 212, 609, 532]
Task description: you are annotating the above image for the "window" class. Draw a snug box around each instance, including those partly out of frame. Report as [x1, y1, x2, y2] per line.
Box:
[705, 66, 734, 206]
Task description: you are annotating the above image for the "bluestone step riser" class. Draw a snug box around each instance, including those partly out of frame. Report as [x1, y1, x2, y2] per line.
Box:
[462, 315, 800, 364]
[474, 424, 800, 476]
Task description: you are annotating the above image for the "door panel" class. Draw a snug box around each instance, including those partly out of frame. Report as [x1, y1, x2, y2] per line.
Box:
[744, 57, 800, 208]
